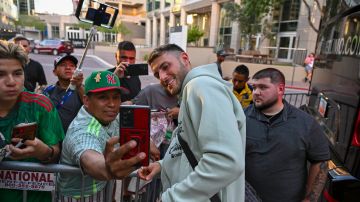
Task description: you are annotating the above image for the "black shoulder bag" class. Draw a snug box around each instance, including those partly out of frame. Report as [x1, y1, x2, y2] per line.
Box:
[178, 135, 262, 202]
[177, 135, 221, 202]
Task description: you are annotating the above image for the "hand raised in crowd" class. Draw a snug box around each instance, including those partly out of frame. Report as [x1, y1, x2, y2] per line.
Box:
[35, 85, 47, 94]
[104, 136, 146, 179]
[150, 140, 160, 161]
[166, 107, 179, 119]
[70, 71, 84, 89]
[138, 162, 161, 181]
[113, 62, 129, 78]
[7, 137, 57, 162]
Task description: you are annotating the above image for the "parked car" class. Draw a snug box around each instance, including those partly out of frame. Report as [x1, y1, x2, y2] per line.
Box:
[33, 39, 74, 55]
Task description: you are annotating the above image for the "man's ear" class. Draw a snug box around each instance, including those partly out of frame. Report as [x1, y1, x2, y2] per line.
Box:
[278, 83, 285, 95]
[115, 51, 119, 62]
[83, 95, 89, 108]
[180, 52, 190, 67]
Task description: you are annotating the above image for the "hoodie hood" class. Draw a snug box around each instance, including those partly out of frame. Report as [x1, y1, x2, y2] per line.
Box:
[180, 63, 232, 97]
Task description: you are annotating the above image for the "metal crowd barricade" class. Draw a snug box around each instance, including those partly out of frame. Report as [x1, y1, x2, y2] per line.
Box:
[283, 92, 310, 108]
[0, 161, 115, 202]
[0, 161, 163, 202]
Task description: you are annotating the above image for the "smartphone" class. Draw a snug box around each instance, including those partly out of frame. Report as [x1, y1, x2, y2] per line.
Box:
[125, 64, 149, 76]
[75, 0, 118, 28]
[119, 105, 150, 167]
[12, 122, 37, 140]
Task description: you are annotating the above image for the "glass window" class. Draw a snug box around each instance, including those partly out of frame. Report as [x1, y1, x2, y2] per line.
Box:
[147, 0, 153, 11]
[155, 0, 160, 10]
[51, 26, 60, 38]
[165, 0, 171, 8]
[281, 0, 300, 21]
[218, 7, 232, 49]
[279, 21, 298, 32]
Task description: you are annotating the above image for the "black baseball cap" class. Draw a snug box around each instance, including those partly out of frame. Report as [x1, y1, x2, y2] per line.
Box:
[216, 50, 229, 56]
[54, 54, 78, 68]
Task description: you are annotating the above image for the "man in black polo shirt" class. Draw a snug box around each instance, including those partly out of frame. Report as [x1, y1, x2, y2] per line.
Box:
[14, 36, 47, 92]
[43, 55, 84, 133]
[245, 68, 330, 202]
[109, 41, 141, 102]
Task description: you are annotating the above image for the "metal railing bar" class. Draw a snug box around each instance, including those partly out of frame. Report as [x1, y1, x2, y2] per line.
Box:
[0, 161, 82, 174]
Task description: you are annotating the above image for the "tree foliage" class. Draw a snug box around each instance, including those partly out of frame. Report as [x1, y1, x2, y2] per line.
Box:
[187, 26, 205, 45]
[223, 0, 282, 49]
[15, 15, 46, 31]
[225, 0, 323, 41]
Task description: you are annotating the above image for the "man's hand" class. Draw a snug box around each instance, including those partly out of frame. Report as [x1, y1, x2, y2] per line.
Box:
[150, 140, 160, 161]
[223, 76, 231, 81]
[35, 85, 47, 94]
[166, 107, 179, 119]
[8, 137, 53, 161]
[113, 62, 129, 78]
[138, 162, 161, 181]
[70, 71, 84, 90]
[104, 137, 146, 179]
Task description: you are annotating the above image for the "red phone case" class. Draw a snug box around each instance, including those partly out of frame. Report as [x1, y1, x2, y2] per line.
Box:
[119, 105, 150, 167]
[12, 122, 37, 140]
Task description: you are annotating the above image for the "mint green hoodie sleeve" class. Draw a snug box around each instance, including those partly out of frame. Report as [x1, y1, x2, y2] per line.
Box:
[161, 74, 246, 202]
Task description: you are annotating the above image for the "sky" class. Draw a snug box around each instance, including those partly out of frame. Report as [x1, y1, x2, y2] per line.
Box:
[34, 0, 74, 15]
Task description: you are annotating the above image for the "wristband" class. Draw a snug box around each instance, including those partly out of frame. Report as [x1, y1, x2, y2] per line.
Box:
[41, 145, 54, 163]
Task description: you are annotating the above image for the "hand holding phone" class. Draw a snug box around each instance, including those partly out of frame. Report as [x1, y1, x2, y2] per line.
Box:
[6, 122, 37, 158]
[120, 105, 150, 167]
[104, 136, 146, 179]
[12, 122, 37, 141]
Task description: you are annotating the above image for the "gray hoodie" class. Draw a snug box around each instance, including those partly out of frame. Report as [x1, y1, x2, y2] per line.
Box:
[160, 63, 246, 202]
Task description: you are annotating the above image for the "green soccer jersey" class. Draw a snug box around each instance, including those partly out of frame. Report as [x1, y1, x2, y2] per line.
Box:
[0, 91, 65, 202]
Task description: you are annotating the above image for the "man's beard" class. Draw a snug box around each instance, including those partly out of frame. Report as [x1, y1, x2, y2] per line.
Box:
[161, 60, 187, 96]
[254, 96, 278, 111]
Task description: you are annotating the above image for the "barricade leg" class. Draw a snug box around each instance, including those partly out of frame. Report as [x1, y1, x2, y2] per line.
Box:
[23, 190, 27, 202]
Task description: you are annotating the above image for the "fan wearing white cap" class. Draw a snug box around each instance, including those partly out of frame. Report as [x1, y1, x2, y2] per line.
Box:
[42, 54, 84, 133]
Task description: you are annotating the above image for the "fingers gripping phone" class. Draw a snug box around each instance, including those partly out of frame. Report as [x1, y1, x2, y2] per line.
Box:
[120, 105, 150, 167]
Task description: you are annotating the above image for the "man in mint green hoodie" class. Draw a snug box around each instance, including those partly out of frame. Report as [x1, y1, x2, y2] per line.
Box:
[139, 44, 246, 202]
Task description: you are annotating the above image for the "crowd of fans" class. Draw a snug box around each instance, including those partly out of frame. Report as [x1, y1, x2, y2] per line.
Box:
[0, 38, 329, 202]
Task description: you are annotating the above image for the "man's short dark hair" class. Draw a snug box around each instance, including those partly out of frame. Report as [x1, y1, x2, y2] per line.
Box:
[117, 41, 135, 52]
[148, 44, 185, 65]
[234, 65, 249, 78]
[13, 36, 30, 44]
[252, 68, 285, 85]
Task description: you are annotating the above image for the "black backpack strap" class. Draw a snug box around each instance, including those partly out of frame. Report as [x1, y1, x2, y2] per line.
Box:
[177, 135, 221, 202]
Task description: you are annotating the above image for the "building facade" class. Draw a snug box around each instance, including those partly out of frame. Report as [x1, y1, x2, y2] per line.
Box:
[15, 0, 35, 15]
[146, 0, 321, 62]
[0, 0, 18, 39]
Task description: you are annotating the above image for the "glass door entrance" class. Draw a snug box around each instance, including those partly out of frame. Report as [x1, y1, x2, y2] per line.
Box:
[277, 34, 296, 62]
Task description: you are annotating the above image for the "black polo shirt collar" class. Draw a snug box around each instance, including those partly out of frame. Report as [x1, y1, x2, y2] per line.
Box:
[247, 100, 297, 124]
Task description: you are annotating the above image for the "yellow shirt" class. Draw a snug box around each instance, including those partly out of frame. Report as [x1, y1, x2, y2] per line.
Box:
[233, 83, 253, 108]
